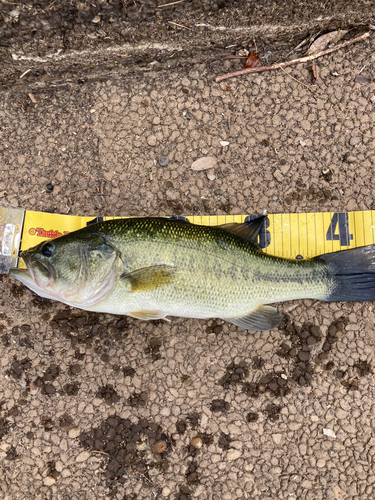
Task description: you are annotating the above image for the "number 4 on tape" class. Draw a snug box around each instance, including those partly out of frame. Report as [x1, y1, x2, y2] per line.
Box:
[326, 213, 353, 246]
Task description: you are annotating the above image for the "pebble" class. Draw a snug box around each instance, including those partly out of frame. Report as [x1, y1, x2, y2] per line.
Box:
[190, 437, 203, 449]
[147, 135, 157, 146]
[227, 449, 242, 461]
[76, 451, 90, 463]
[273, 170, 284, 182]
[160, 407, 171, 417]
[43, 476, 56, 486]
[159, 157, 168, 166]
[207, 173, 216, 181]
[153, 441, 167, 454]
[220, 141, 229, 147]
[46, 183, 53, 192]
[68, 427, 80, 439]
[350, 136, 361, 146]
[335, 408, 348, 420]
[166, 189, 178, 201]
[323, 428, 336, 438]
[272, 433, 282, 445]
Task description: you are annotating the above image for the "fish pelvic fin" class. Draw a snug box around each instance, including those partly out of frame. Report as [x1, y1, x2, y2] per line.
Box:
[129, 310, 169, 321]
[225, 305, 282, 331]
[120, 265, 177, 293]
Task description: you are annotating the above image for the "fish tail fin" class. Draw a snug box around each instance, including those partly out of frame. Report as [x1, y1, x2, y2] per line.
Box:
[319, 245, 375, 302]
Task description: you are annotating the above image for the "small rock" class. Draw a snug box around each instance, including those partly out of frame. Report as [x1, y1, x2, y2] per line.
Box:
[272, 433, 282, 445]
[147, 135, 157, 146]
[43, 476, 56, 486]
[189, 70, 200, 80]
[220, 141, 230, 147]
[166, 190, 178, 201]
[153, 441, 167, 454]
[191, 156, 217, 171]
[76, 451, 90, 463]
[273, 170, 284, 183]
[159, 157, 168, 166]
[207, 173, 216, 181]
[190, 437, 203, 449]
[9, 10, 20, 21]
[349, 136, 360, 146]
[227, 449, 242, 461]
[46, 183, 54, 192]
[323, 428, 336, 438]
[68, 427, 80, 439]
[92, 15, 101, 23]
[29, 381, 38, 395]
[335, 408, 348, 420]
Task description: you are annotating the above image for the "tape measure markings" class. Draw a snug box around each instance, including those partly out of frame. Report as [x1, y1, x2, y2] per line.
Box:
[18, 210, 375, 267]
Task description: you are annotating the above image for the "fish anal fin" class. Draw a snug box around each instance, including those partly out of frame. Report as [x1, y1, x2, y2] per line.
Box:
[225, 305, 282, 331]
[217, 216, 266, 246]
[120, 265, 177, 293]
[129, 310, 169, 321]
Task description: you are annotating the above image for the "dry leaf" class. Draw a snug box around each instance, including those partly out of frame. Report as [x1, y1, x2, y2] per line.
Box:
[191, 156, 217, 171]
[307, 30, 348, 55]
[312, 61, 320, 81]
[244, 53, 259, 68]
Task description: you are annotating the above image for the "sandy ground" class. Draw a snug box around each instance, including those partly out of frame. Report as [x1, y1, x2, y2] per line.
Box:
[1, 2, 375, 499]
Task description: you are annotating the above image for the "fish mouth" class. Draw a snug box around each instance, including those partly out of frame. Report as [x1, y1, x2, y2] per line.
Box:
[17, 250, 55, 288]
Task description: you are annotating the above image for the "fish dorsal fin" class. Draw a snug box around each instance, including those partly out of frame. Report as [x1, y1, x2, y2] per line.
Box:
[217, 216, 267, 246]
[225, 305, 282, 331]
[120, 265, 177, 293]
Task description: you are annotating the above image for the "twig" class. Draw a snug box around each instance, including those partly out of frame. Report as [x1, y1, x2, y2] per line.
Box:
[222, 55, 248, 60]
[28, 93, 37, 103]
[158, 0, 186, 7]
[276, 63, 317, 96]
[215, 31, 370, 82]
[20, 69, 31, 79]
[168, 21, 193, 31]
[285, 36, 310, 57]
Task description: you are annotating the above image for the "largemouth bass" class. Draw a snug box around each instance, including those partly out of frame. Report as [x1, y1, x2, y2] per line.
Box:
[10, 217, 375, 331]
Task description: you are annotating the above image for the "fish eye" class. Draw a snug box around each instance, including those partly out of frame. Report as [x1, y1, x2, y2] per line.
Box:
[41, 242, 55, 257]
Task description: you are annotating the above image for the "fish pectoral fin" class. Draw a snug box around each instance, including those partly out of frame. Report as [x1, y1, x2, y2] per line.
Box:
[217, 216, 266, 247]
[120, 265, 177, 293]
[225, 305, 282, 331]
[129, 310, 169, 321]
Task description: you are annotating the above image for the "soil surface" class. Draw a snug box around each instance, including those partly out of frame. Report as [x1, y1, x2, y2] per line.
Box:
[1, 1, 375, 499]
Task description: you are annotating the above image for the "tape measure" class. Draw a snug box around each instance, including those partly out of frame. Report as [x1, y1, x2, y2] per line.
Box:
[0, 205, 374, 272]
[20, 209, 375, 260]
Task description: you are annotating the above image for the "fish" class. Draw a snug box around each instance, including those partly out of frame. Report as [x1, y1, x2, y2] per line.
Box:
[9, 216, 375, 331]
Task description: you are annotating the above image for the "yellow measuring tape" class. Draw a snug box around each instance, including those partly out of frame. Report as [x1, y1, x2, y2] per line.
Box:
[19, 210, 375, 264]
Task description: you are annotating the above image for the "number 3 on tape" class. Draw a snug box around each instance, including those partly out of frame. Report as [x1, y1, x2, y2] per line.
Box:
[326, 213, 353, 247]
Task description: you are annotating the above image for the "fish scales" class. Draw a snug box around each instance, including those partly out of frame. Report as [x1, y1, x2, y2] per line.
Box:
[59, 218, 331, 318]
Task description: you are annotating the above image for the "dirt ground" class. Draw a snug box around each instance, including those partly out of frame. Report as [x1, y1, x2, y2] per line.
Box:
[1, 1, 375, 499]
